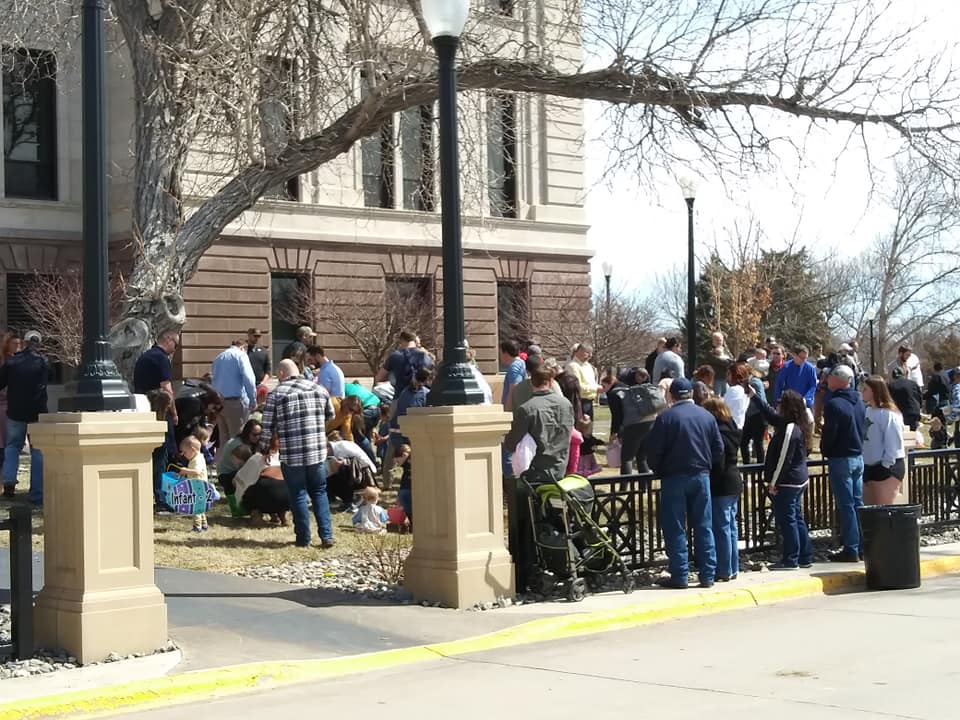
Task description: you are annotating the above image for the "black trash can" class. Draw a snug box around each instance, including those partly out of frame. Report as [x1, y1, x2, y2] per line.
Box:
[858, 504, 922, 591]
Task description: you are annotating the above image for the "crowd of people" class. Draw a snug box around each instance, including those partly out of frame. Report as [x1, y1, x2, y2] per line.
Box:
[130, 325, 443, 547]
[2, 319, 960, 570]
[504, 331, 960, 589]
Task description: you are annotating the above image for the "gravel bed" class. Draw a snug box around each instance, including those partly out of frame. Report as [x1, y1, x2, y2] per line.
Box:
[0, 611, 177, 680]
[235, 552, 414, 603]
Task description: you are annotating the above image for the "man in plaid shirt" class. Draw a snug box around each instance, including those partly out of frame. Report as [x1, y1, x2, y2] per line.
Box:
[260, 359, 336, 547]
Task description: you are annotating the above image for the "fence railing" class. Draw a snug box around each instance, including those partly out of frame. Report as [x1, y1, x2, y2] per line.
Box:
[0, 504, 33, 660]
[508, 448, 960, 578]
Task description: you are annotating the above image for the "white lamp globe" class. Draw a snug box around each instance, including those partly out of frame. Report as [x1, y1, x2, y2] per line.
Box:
[678, 175, 698, 200]
[421, 0, 471, 39]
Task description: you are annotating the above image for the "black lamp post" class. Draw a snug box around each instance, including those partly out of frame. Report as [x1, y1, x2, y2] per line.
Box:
[421, 0, 483, 407]
[59, 0, 133, 412]
[679, 177, 698, 377]
[602, 261, 612, 316]
[867, 310, 877, 375]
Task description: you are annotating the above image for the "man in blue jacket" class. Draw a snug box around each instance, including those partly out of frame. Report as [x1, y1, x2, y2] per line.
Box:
[646, 378, 724, 589]
[0, 330, 47, 503]
[820, 364, 866, 562]
[774, 345, 818, 408]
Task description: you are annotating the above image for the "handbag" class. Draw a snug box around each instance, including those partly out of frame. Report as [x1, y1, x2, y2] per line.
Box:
[511, 433, 537, 476]
[161, 470, 220, 515]
[605, 438, 622, 469]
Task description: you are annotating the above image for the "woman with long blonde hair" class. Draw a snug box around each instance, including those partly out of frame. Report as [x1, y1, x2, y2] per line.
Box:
[861, 375, 906, 505]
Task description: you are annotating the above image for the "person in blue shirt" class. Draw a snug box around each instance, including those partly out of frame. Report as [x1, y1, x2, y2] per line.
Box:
[820, 364, 866, 563]
[211, 341, 257, 460]
[390, 368, 431, 449]
[500, 340, 527, 478]
[646, 377, 724, 589]
[312, 347, 345, 399]
[774, 345, 818, 408]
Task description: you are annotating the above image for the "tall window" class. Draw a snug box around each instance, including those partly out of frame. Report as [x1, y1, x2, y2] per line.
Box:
[361, 68, 434, 212]
[400, 105, 435, 211]
[259, 56, 299, 201]
[385, 275, 434, 349]
[362, 122, 394, 209]
[497, 280, 529, 370]
[2, 48, 57, 200]
[487, 93, 517, 218]
[270, 273, 311, 369]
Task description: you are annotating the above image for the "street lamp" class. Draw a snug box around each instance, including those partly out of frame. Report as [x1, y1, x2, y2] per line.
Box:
[59, 0, 133, 411]
[679, 176, 698, 377]
[421, 0, 482, 406]
[866, 309, 877, 375]
[601, 261, 612, 314]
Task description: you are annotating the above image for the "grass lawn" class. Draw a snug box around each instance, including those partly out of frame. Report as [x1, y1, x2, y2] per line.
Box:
[0, 492, 412, 573]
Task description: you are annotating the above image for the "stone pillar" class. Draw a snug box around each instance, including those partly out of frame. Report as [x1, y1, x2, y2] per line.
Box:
[29, 412, 168, 664]
[399, 405, 515, 608]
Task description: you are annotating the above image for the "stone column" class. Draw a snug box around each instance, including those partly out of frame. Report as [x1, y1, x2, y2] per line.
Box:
[29, 412, 168, 664]
[399, 405, 515, 608]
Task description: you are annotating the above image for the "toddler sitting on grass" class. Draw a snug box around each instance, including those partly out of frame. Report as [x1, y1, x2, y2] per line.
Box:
[352, 486, 389, 535]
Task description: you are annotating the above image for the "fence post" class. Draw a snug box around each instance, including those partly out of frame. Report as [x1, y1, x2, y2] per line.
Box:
[9, 504, 33, 660]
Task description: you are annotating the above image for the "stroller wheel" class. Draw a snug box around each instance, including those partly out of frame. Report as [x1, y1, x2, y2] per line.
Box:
[567, 578, 587, 603]
[622, 574, 635, 595]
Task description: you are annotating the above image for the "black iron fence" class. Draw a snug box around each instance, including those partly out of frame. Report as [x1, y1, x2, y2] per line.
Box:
[509, 448, 960, 577]
[0, 504, 33, 660]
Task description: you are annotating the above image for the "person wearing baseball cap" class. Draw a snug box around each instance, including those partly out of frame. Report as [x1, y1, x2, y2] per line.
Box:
[0, 329, 48, 503]
[821, 363, 866, 563]
[645, 376, 724, 589]
[281, 325, 316, 362]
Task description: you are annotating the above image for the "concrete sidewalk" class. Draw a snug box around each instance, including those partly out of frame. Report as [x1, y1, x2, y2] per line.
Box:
[3, 542, 960, 716]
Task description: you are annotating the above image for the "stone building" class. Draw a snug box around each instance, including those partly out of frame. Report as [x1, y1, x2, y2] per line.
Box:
[0, 2, 591, 379]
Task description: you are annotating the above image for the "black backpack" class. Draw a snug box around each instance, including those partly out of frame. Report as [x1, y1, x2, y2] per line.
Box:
[621, 383, 666, 426]
[395, 347, 434, 390]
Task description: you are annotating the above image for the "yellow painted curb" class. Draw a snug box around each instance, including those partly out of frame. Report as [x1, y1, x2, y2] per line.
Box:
[2, 554, 959, 720]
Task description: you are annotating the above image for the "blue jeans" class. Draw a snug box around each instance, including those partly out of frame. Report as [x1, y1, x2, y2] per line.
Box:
[828, 456, 864, 554]
[281, 463, 333, 546]
[152, 445, 169, 505]
[356, 435, 376, 464]
[711, 495, 739, 579]
[660, 473, 716, 583]
[4, 418, 43, 504]
[398, 488, 412, 521]
[772, 486, 813, 566]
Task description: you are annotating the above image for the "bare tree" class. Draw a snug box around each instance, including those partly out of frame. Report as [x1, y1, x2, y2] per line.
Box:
[5, 1, 960, 378]
[19, 269, 126, 367]
[834, 161, 960, 367]
[502, 285, 658, 373]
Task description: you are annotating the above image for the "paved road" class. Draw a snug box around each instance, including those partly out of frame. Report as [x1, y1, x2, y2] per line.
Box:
[104, 574, 960, 719]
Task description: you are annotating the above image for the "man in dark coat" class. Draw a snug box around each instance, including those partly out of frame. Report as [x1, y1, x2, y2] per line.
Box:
[889, 367, 922, 431]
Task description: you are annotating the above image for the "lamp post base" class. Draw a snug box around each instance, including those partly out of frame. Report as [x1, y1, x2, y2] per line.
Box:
[427, 360, 485, 407]
[59, 376, 135, 412]
[58, 340, 135, 412]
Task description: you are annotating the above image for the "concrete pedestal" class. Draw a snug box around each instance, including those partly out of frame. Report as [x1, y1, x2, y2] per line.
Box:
[29, 412, 169, 664]
[399, 405, 515, 608]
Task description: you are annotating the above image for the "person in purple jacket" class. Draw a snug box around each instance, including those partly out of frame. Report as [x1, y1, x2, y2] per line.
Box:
[774, 345, 818, 408]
